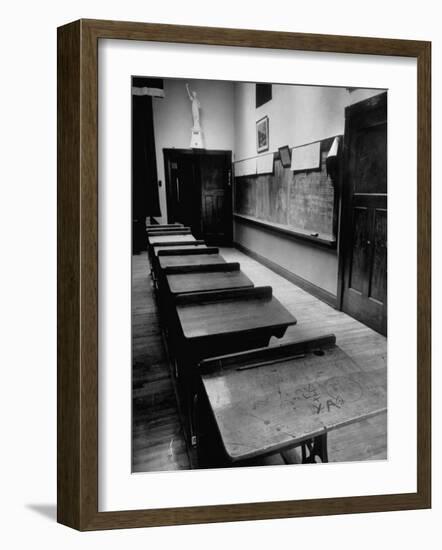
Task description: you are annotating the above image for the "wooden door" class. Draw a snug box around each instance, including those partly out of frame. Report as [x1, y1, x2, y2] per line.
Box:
[164, 150, 232, 244]
[164, 151, 200, 231]
[340, 92, 387, 336]
[198, 152, 232, 244]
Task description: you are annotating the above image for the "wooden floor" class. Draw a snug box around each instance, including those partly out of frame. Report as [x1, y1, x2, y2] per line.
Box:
[132, 253, 189, 472]
[132, 247, 387, 472]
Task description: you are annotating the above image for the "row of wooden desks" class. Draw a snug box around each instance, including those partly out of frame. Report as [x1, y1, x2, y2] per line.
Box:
[144, 226, 387, 467]
[146, 227, 199, 281]
[146, 228, 298, 455]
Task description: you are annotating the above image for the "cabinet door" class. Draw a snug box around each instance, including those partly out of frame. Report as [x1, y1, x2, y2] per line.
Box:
[198, 153, 232, 245]
[166, 153, 200, 233]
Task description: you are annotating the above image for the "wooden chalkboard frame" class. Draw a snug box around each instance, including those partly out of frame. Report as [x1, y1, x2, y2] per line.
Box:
[58, 19, 431, 530]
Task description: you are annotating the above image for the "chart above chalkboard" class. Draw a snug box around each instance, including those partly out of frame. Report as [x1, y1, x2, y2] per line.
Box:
[234, 135, 342, 245]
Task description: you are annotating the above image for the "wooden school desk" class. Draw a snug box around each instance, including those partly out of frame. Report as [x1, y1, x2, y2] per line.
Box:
[171, 286, 297, 446]
[146, 227, 191, 236]
[198, 334, 387, 464]
[147, 234, 197, 275]
[174, 286, 296, 364]
[150, 241, 207, 282]
[148, 233, 196, 245]
[157, 248, 225, 270]
[146, 224, 184, 232]
[146, 222, 183, 229]
[155, 248, 225, 298]
[164, 263, 254, 296]
[147, 228, 192, 245]
[158, 263, 254, 340]
[152, 242, 207, 256]
[154, 248, 225, 313]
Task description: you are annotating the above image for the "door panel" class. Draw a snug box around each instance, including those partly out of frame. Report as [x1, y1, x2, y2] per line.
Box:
[202, 195, 223, 235]
[340, 92, 387, 336]
[199, 153, 232, 244]
[167, 155, 200, 232]
[369, 208, 387, 304]
[349, 207, 369, 294]
[176, 156, 200, 231]
[353, 125, 387, 194]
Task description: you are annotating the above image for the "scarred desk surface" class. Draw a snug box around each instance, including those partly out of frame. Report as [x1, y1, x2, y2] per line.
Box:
[199, 336, 387, 461]
[166, 264, 253, 295]
[176, 287, 296, 340]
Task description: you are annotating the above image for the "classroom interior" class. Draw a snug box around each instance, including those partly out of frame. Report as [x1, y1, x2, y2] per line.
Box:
[132, 77, 388, 472]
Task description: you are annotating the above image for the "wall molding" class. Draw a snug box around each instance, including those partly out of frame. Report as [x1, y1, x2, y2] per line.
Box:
[235, 242, 337, 308]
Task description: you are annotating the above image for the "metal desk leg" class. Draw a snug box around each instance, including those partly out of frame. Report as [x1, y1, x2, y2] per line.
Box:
[191, 392, 198, 448]
[301, 433, 328, 463]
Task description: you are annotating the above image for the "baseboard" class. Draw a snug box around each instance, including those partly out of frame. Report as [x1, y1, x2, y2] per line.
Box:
[235, 242, 337, 308]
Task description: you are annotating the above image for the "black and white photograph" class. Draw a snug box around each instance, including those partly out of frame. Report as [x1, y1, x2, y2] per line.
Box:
[1, 0, 436, 541]
[132, 76, 388, 473]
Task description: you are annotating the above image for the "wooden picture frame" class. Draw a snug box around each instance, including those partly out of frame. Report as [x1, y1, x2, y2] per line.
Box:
[57, 19, 431, 531]
[256, 115, 270, 153]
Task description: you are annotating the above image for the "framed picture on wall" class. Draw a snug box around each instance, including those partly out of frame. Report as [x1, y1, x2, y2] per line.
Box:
[57, 19, 431, 531]
[256, 115, 269, 152]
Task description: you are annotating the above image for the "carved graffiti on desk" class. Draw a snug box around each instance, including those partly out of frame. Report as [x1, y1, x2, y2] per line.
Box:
[289, 376, 363, 416]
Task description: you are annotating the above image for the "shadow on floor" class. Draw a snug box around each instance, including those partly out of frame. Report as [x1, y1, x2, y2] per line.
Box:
[26, 503, 57, 522]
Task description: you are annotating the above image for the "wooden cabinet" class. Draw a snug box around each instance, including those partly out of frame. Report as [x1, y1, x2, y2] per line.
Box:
[163, 149, 233, 245]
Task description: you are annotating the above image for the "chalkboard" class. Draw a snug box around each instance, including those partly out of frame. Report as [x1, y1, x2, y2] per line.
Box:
[234, 136, 340, 242]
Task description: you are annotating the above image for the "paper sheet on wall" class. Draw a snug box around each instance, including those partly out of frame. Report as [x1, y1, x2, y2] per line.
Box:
[327, 136, 340, 159]
[256, 153, 274, 175]
[291, 142, 321, 171]
[234, 158, 257, 177]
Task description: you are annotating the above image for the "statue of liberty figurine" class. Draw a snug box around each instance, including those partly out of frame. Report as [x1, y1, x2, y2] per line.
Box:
[186, 83, 204, 148]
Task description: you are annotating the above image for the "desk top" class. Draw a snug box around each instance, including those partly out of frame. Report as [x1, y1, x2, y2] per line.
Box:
[154, 243, 208, 256]
[146, 223, 183, 229]
[149, 234, 196, 245]
[147, 227, 191, 236]
[175, 286, 296, 341]
[159, 252, 225, 269]
[166, 264, 254, 295]
[200, 335, 387, 461]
